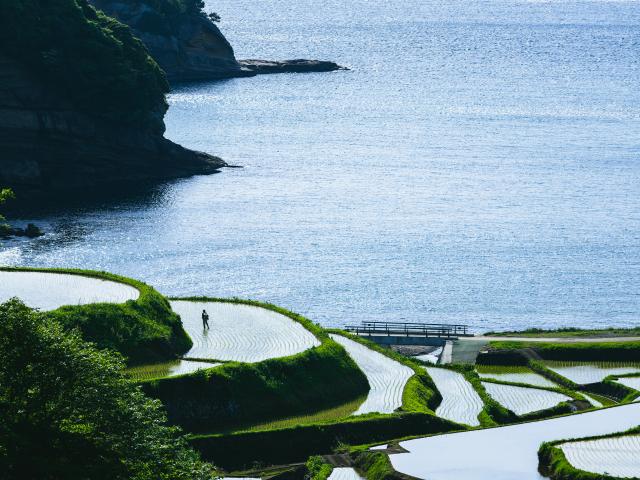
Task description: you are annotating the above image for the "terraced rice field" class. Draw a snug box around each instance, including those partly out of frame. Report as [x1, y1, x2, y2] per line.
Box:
[482, 382, 571, 416]
[476, 366, 557, 388]
[328, 468, 365, 480]
[391, 403, 640, 480]
[0, 270, 139, 310]
[329, 334, 414, 415]
[170, 300, 320, 363]
[126, 360, 220, 381]
[615, 376, 640, 392]
[560, 435, 640, 478]
[425, 367, 483, 426]
[544, 361, 640, 385]
[239, 396, 365, 432]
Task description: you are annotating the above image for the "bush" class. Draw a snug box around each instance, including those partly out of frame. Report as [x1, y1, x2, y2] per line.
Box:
[0, 0, 169, 131]
[1, 267, 191, 365]
[306, 456, 333, 480]
[0, 299, 213, 480]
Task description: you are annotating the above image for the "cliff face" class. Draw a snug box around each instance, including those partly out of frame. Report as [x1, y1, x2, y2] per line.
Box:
[0, 0, 225, 195]
[0, 55, 224, 195]
[89, 0, 252, 81]
[89, 0, 344, 83]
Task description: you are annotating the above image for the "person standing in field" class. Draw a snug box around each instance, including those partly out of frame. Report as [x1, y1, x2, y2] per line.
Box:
[202, 309, 210, 329]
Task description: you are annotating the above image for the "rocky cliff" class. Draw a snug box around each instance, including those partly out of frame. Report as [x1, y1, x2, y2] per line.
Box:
[0, 55, 224, 195]
[89, 0, 344, 83]
[0, 0, 225, 196]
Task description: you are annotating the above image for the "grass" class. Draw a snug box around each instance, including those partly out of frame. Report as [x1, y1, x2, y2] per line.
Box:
[189, 412, 462, 471]
[487, 327, 640, 338]
[476, 365, 539, 374]
[141, 301, 369, 433]
[0, 267, 190, 365]
[352, 451, 399, 480]
[488, 341, 640, 362]
[125, 359, 221, 382]
[538, 426, 640, 480]
[235, 396, 366, 433]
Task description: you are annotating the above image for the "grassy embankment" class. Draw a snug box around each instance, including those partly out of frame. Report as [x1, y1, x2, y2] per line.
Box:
[538, 426, 640, 480]
[0, 267, 190, 365]
[140, 298, 370, 435]
[189, 328, 463, 471]
[486, 327, 640, 338]
[479, 341, 640, 403]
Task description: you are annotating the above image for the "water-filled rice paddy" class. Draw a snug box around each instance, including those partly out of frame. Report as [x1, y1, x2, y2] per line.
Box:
[475, 366, 557, 388]
[170, 300, 320, 363]
[425, 367, 483, 427]
[329, 334, 414, 415]
[481, 382, 571, 416]
[544, 362, 640, 385]
[580, 393, 604, 408]
[560, 435, 640, 478]
[126, 360, 220, 381]
[0, 270, 139, 310]
[615, 376, 640, 393]
[328, 468, 365, 480]
[391, 403, 640, 480]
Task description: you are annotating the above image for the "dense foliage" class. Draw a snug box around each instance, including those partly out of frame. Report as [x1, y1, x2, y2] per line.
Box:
[0, 188, 15, 237]
[306, 456, 333, 480]
[2, 267, 192, 365]
[0, 299, 214, 479]
[0, 0, 168, 131]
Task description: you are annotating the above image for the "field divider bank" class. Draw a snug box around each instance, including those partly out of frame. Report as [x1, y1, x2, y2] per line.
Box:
[0, 266, 191, 365]
[141, 299, 370, 434]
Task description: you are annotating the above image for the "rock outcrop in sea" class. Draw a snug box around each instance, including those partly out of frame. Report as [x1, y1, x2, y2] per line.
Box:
[88, 0, 345, 83]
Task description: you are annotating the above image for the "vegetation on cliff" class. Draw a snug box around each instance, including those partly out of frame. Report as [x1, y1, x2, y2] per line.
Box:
[0, 0, 168, 131]
[0, 299, 214, 479]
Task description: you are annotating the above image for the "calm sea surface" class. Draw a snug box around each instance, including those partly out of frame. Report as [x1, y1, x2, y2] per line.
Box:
[3, 0, 639, 331]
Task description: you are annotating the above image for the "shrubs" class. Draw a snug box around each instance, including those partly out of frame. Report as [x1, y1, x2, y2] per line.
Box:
[0, 299, 213, 480]
[0, 0, 169, 131]
[306, 456, 333, 480]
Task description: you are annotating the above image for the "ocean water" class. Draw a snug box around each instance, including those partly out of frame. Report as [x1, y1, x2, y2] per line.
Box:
[2, 0, 639, 331]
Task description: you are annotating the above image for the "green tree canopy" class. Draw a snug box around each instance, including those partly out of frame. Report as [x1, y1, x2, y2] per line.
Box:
[0, 299, 215, 479]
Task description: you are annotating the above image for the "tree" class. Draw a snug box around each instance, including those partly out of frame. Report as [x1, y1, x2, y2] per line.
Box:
[0, 188, 15, 237]
[0, 299, 216, 480]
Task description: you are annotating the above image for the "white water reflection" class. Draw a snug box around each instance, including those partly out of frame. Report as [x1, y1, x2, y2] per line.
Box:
[392, 403, 640, 480]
